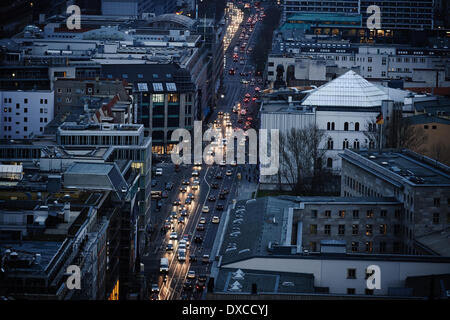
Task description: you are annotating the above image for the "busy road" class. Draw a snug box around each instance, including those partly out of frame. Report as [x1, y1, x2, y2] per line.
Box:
[143, 2, 265, 300]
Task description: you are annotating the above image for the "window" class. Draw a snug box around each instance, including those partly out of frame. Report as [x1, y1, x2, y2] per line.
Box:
[380, 210, 387, 218]
[433, 213, 440, 224]
[347, 268, 356, 279]
[327, 158, 333, 168]
[351, 241, 358, 252]
[324, 210, 331, 218]
[331, 122, 335, 130]
[395, 209, 401, 219]
[327, 122, 331, 130]
[16, 103, 20, 109]
[343, 139, 349, 149]
[365, 289, 374, 295]
[353, 139, 360, 149]
[338, 225, 345, 235]
[309, 242, 317, 251]
[355, 122, 359, 131]
[327, 138, 333, 149]
[122, 74, 128, 79]
[434, 198, 440, 207]
[353, 210, 359, 218]
[344, 122, 349, 131]
[365, 241, 373, 252]
[324, 225, 331, 235]
[137, 74, 144, 79]
[310, 224, 317, 234]
[368, 57, 372, 63]
[152, 94, 164, 103]
[394, 224, 401, 235]
[24, 107, 28, 113]
[432, 125, 437, 129]
[379, 241, 386, 253]
[367, 210, 374, 218]
[24, 98, 28, 103]
[311, 210, 317, 218]
[338, 210, 345, 218]
[368, 66, 372, 72]
[424, 125, 429, 129]
[24, 117, 27, 122]
[366, 224, 373, 236]
[24, 126, 27, 132]
[379, 224, 387, 235]
[347, 288, 356, 295]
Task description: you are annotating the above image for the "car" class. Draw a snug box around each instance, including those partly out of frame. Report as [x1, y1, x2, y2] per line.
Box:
[170, 211, 177, 220]
[151, 283, 160, 293]
[185, 198, 192, 205]
[226, 170, 232, 176]
[183, 280, 193, 291]
[240, 79, 249, 84]
[182, 179, 190, 185]
[165, 182, 174, 190]
[202, 206, 209, 213]
[155, 168, 163, 176]
[228, 68, 235, 75]
[218, 111, 224, 117]
[222, 188, 229, 194]
[196, 223, 205, 231]
[178, 216, 185, 224]
[215, 173, 223, 179]
[189, 254, 197, 262]
[208, 195, 216, 202]
[151, 180, 158, 187]
[211, 182, 219, 189]
[182, 234, 190, 247]
[170, 232, 178, 240]
[177, 250, 186, 261]
[199, 217, 207, 224]
[166, 242, 174, 251]
[230, 160, 237, 166]
[194, 235, 203, 243]
[180, 209, 188, 217]
[216, 204, 224, 211]
[179, 185, 187, 193]
[164, 221, 171, 230]
[192, 181, 199, 190]
[219, 193, 226, 200]
[212, 216, 220, 223]
[187, 270, 196, 279]
[173, 199, 181, 206]
[161, 191, 168, 198]
[202, 254, 210, 264]
[192, 170, 199, 177]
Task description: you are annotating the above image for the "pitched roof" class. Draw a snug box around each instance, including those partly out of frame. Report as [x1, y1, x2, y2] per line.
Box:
[301, 70, 389, 108]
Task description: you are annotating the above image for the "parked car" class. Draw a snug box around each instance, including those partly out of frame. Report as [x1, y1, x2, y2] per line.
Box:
[187, 270, 196, 279]
[155, 168, 163, 176]
[197, 223, 205, 231]
[202, 206, 210, 213]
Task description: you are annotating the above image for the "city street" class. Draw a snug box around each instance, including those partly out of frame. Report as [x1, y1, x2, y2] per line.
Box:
[142, 3, 265, 300]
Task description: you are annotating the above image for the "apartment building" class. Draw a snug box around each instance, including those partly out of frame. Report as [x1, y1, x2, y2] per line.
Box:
[1, 90, 54, 139]
[341, 149, 450, 254]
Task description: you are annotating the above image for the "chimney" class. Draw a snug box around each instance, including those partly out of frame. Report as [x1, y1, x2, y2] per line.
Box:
[64, 202, 70, 223]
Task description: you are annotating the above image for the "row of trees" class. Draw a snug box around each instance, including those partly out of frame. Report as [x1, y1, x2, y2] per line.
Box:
[250, 5, 281, 73]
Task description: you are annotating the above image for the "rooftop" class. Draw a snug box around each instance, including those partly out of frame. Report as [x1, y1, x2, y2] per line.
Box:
[301, 70, 389, 108]
[341, 149, 450, 186]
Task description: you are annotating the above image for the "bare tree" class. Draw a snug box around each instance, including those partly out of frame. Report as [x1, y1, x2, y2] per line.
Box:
[364, 117, 427, 151]
[277, 125, 328, 194]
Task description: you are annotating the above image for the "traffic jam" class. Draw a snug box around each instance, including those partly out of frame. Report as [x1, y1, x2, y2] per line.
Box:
[150, 2, 265, 300]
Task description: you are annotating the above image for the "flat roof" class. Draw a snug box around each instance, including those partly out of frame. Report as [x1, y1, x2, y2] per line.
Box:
[343, 149, 450, 186]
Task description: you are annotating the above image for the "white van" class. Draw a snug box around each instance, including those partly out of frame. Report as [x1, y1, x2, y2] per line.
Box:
[159, 258, 169, 273]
